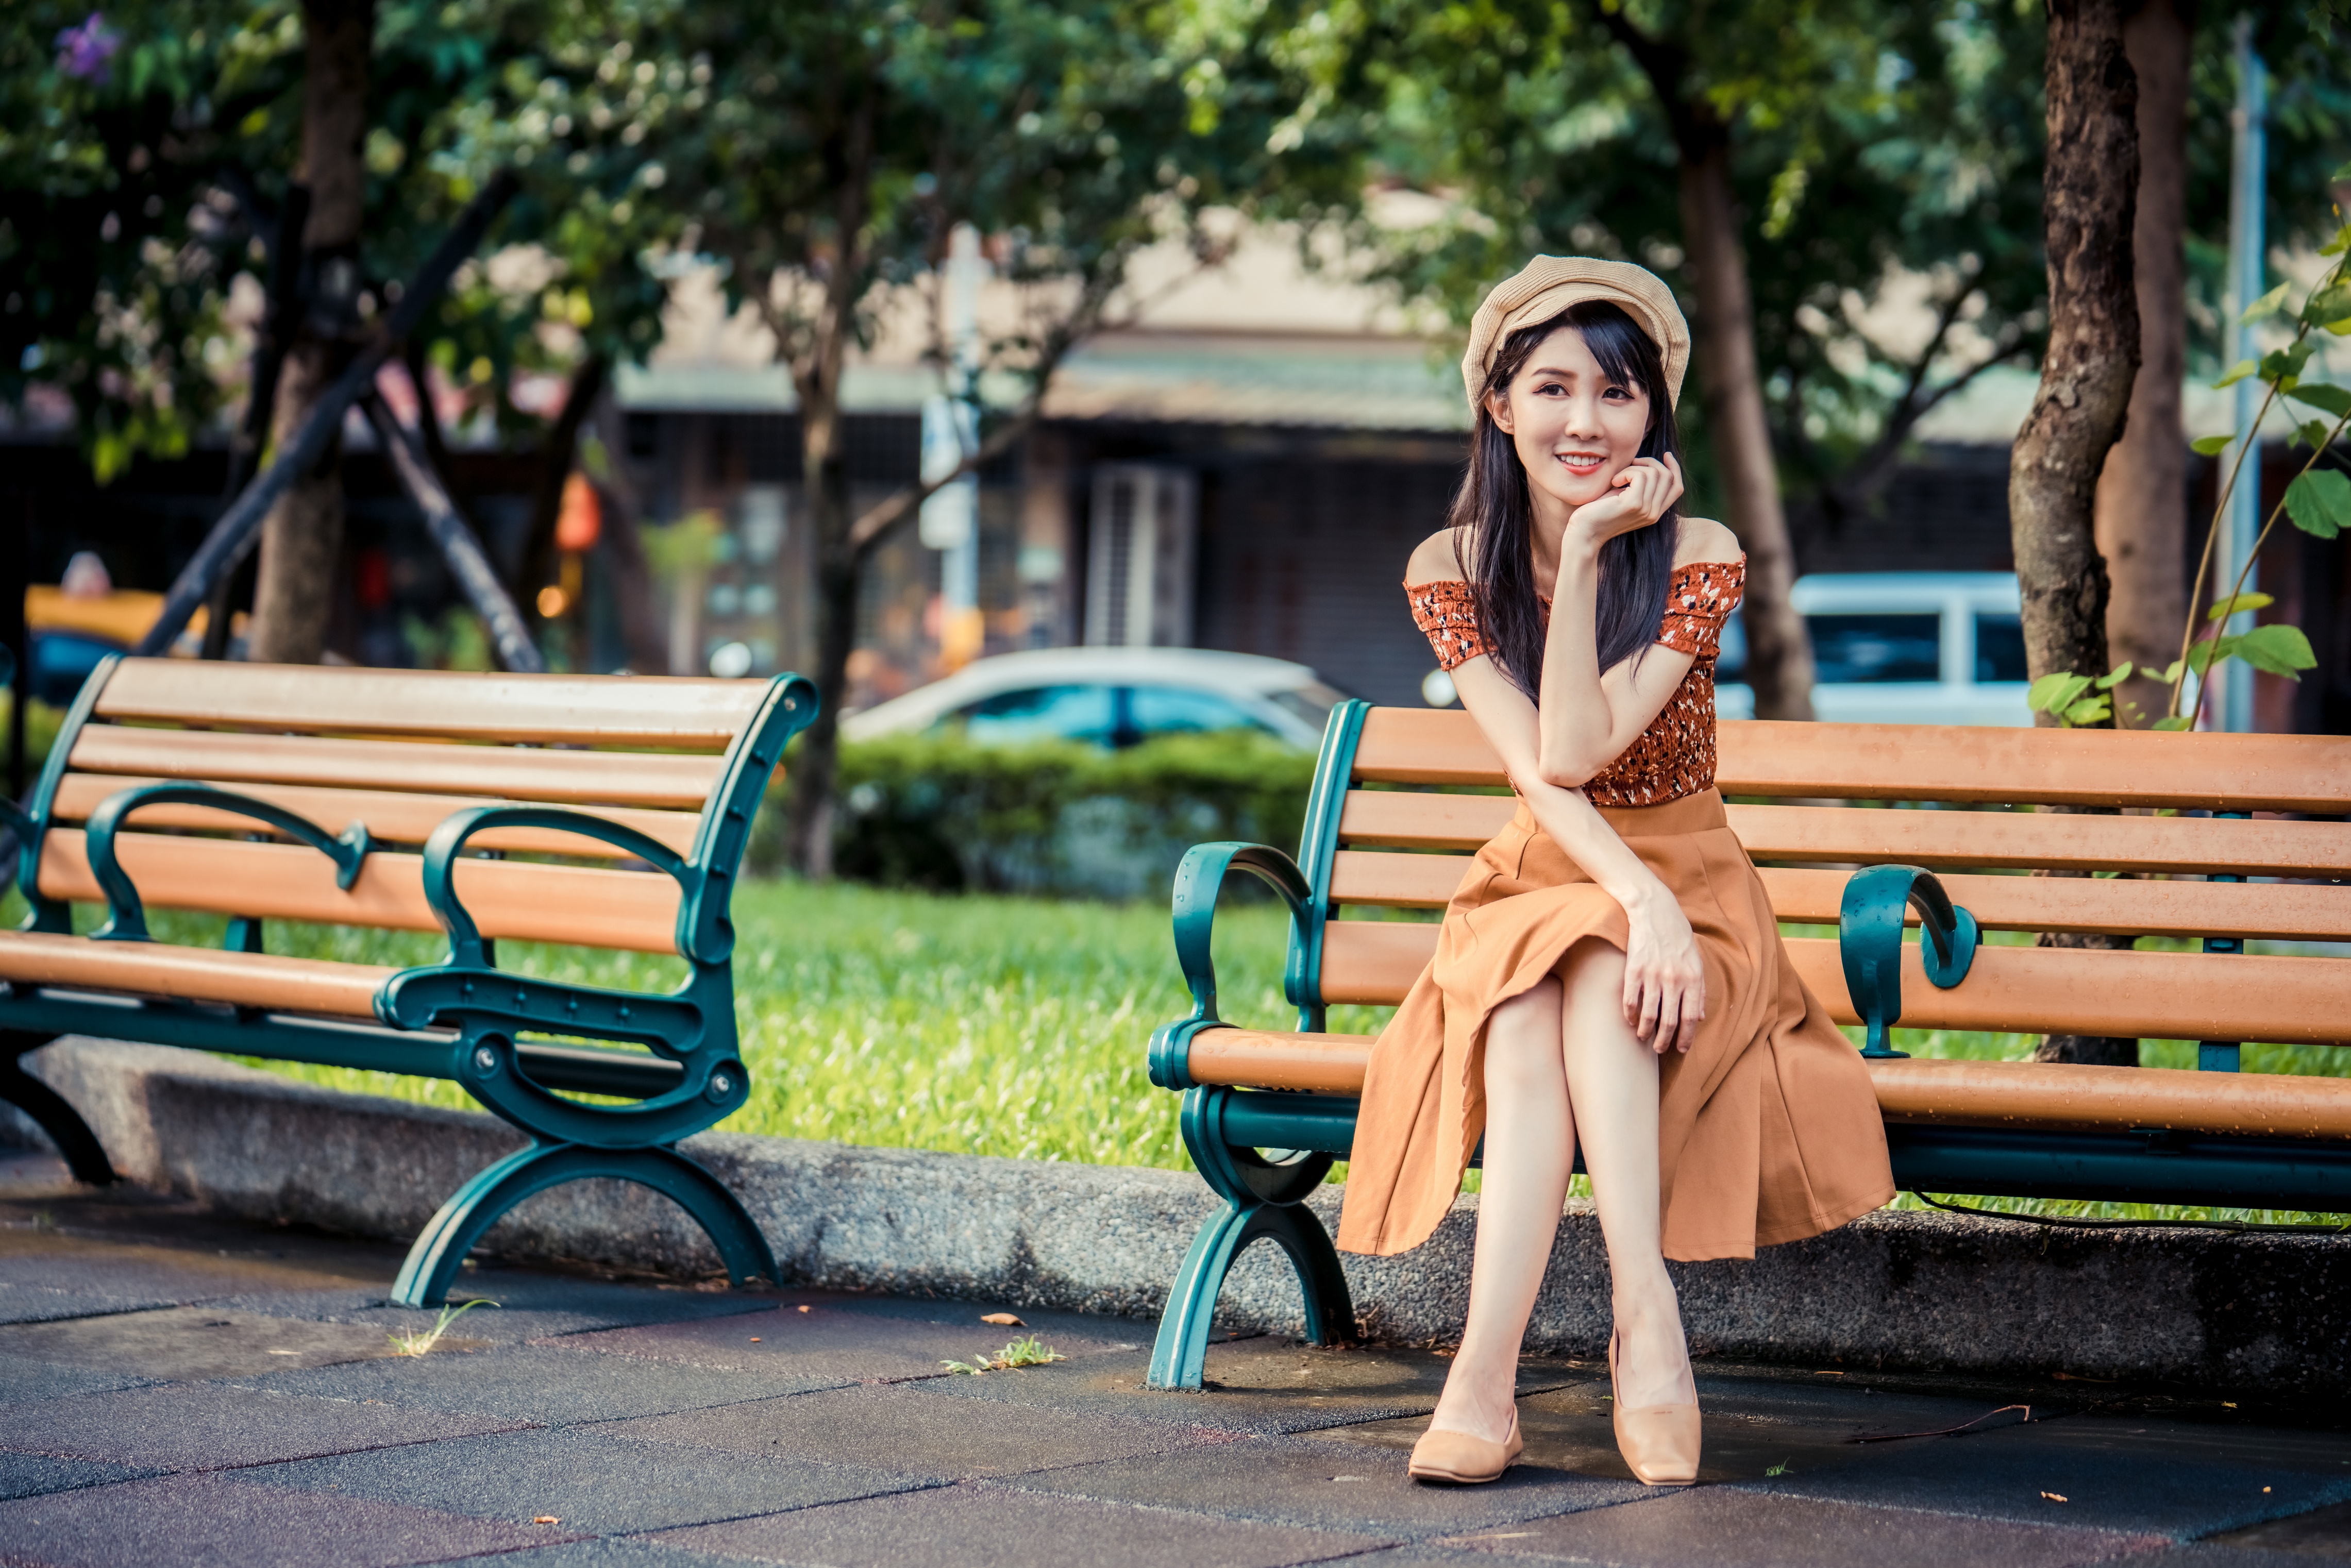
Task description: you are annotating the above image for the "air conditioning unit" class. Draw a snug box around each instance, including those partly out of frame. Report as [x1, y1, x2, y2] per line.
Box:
[1085, 465, 1197, 648]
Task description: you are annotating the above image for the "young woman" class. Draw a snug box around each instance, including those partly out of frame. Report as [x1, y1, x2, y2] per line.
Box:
[1335, 258, 1893, 1487]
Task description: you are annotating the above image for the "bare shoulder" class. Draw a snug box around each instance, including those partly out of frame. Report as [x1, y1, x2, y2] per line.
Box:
[1673, 516, 1743, 567]
[1405, 529, 1469, 585]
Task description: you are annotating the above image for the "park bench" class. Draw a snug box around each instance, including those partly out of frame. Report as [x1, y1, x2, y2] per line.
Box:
[1144, 703, 2351, 1389]
[1, 654, 815, 1307]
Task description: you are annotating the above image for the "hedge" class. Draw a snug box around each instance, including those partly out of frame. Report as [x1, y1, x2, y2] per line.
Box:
[751, 730, 1318, 900]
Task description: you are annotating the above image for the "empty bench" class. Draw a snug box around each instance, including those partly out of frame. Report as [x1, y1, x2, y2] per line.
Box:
[1143, 703, 2351, 1388]
[2, 655, 815, 1305]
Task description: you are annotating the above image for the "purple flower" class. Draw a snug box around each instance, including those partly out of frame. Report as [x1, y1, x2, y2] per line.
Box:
[56, 13, 122, 83]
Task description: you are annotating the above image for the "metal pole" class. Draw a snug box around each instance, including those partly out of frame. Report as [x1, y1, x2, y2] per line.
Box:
[2217, 16, 2268, 732]
[361, 392, 546, 673]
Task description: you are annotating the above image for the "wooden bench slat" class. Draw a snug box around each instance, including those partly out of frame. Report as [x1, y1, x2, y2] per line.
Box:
[68, 726, 724, 810]
[1330, 851, 2351, 941]
[0, 929, 390, 1017]
[38, 830, 683, 954]
[94, 659, 768, 749]
[1755, 867, 2351, 942]
[1731, 804, 2351, 878]
[1351, 708, 2351, 813]
[1318, 921, 2351, 1043]
[1336, 791, 2351, 879]
[1182, 1029, 2351, 1140]
[48, 774, 705, 858]
[1785, 938, 2351, 1047]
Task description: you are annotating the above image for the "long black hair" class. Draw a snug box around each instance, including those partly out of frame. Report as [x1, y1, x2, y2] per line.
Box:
[1448, 299, 1683, 700]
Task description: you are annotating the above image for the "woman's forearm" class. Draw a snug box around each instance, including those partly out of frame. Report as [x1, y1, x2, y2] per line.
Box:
[1533, 537, 1615, 785]
[1511, 771, 1673, 915]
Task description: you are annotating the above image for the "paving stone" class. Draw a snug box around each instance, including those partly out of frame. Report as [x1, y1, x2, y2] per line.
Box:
[244, 1425, 922, 1535]
[0, 1380, 529, 1471]
[233, 1342, 847, 1425]
[2153, 1549, 2351, 1567]
[651, 1480, 1392, 1568]
[917, 1336, 1580, 1436]
[1311, 1370, 1985, 1487]
[0, 1470, 562, 1567]
[432, 1542, 757, 1568]
[0, 1305, 403, 1380]
[2196, 1497, 2351, 1558]
[1731, 1419, 2351, 1539]
[2008, 1415, 2351, 1481]
[547, 1298, 1141, 1384]
[0, 1450, 159, 1500]
[0, 1221, 386, 1324]
[0, 1357, 160, 1403]
[342, 1275, 782, 1347]
[996, 1428, 1649, 1536]
[1429, 1488, 2165, 1566]
[603, 1382, 1203, 1481]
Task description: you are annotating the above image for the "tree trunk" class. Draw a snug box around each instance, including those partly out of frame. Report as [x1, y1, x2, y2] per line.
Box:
[1675, 134, 1816, 720]
[2093, 0, 2192, 730]
[2018, 0, 2142, 1068]
[248, 0, 373, 666]
[786, 392, 858, 879]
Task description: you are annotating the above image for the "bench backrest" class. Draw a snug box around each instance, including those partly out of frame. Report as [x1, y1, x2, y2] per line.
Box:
[15, 658, 814, 959]
[1298, 706, 2351, 1051]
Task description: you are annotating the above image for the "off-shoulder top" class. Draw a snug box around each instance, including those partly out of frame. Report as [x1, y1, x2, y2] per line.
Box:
[1404, 557, 1747, 807]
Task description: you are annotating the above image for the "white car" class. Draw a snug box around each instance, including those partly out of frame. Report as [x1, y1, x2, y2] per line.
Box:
[1715, 572, 2031, 727]
[840, 647, 1347, 749]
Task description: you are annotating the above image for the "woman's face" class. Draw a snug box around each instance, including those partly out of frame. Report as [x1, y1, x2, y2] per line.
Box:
[1487, 325, 1653, 517]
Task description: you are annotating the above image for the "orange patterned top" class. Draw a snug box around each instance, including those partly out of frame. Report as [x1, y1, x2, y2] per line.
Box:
[1405, 557, 1747, 807]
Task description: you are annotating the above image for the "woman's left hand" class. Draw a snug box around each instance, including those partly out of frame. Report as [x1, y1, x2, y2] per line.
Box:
[1567, 452, 1685, 547]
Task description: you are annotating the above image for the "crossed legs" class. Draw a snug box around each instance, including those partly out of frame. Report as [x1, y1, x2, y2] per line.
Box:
[1425, 937, 1694, 1441]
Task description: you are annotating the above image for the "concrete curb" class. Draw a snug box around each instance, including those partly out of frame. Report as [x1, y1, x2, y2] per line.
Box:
[9, 1037, 2348, 1394]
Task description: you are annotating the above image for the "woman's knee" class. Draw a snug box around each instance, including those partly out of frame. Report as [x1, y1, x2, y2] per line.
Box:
[1556, 937, 1625, 992]
[1484, 979, 1564, 1088]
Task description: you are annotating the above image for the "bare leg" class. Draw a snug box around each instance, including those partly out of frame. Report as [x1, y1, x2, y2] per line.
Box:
[1426, 976, 1572, 1442]
[1427, 940, 1693, 1441]
[1559, 938, 1694, 1411]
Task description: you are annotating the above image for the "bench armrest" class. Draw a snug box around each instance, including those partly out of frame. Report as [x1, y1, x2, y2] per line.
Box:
[1838, 863, 1978, 1059]
[1149, 841, 1313, 1090]
[421, 804, 698, 968]
[85, 783, 377, 942]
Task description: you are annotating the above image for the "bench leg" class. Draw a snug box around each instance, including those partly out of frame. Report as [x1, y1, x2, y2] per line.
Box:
[1147, 1198, 1354, 1391]
[390, 1141, 779, 1308]
[1, 1031, 115, 1186]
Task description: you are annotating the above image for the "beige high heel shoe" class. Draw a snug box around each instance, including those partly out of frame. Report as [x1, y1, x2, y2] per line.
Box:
[1408, 1406, 1524, 1484]
[1608, 1329, 1701, 1485]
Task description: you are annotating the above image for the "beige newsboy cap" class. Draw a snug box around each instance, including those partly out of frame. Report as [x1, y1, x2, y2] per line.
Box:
[1460, 256, 1689, 410]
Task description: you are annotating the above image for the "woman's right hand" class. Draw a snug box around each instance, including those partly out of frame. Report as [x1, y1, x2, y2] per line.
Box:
[1620, 887, 1706, 1054]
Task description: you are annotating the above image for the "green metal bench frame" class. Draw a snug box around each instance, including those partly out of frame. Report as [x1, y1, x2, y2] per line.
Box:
[2, 654, 816, 1307]
[1142, 699, 2351, 1390]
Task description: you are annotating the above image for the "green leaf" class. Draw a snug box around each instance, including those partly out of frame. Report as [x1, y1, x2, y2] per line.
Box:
[2211, 360, 2258, 390]
[2062, 695, 2112, 726]
[2151, 715, 2195, 731]
[2335, 160, 2351, 182]
[2286, 381, 2351, 419]
[2206, 591, 2275, 621]
[2296, 419, 2336, 451]
[2190, 433, 2234, 456]
[2303, 284, 2351, 328]
[2287, 469, 2351, 539]
[2242, 281, 2292, 322]
[2323, 229, 2350, 258]
[2263, 343, 2318, 383]
[2093, 662, 2134, 690]
[2234, 623, 2318, 678]
[2153, 660, 2185, 686]
[2185, 635, 2236, 676]
[2026, 671, 2090, 714]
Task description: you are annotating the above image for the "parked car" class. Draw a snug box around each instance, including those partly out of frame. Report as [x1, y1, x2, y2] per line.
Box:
[840, 646, 1347, 749]
[1715, 571, 2031, 726]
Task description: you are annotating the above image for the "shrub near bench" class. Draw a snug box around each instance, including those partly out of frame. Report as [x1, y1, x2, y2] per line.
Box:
[0, 655, 815, 1305]
[1142, 702, 2351, 1390]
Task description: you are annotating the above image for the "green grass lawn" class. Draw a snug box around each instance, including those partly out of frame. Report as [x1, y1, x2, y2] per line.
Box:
[7, 881, 2344, 1227]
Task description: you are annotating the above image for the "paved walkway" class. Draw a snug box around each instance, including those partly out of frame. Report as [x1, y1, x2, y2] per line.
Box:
[2, 1150, 2346, 1568]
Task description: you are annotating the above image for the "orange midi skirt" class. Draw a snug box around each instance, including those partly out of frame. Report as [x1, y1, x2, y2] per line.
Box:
[1334, 788, 1893, 1262]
